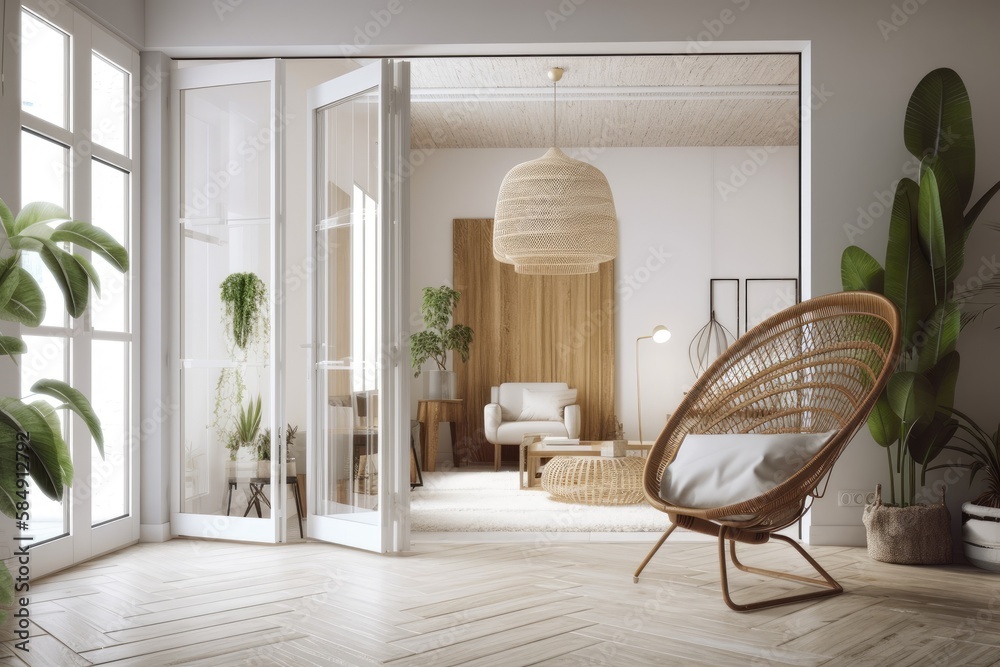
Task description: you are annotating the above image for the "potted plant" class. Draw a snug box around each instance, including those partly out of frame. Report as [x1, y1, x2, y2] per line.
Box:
[0, 199, 128, 612]
[211, 272, 269, 443]
[255, 423, 299, 477]
[409, 285, 474, 399]
[226, 394, 262, 477]
[842, 68, 1000, 563]
[929, 409, 1000, 571]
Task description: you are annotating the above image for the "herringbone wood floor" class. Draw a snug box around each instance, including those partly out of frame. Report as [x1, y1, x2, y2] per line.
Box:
[2, 537, 999, 666]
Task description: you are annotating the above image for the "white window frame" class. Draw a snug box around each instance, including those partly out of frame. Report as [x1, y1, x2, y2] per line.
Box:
[19, 0, 140, 577]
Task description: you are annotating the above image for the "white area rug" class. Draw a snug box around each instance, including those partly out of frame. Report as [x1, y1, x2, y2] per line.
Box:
[410, 470, 668, 532]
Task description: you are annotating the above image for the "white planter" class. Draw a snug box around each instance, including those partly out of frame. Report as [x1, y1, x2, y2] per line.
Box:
[257, 460, 271, 478]
[962, 502, 1000, 572]
[426, 369, 457, 400]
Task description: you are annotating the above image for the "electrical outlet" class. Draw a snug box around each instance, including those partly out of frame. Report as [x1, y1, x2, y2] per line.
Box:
[838, 489, 876, 507]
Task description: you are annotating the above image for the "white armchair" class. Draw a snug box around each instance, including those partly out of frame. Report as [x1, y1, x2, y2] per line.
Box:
[484, 382, 581, 471]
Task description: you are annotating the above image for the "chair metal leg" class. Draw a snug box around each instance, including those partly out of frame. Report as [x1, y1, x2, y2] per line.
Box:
[633, 522, 678, 583]
[718, 528, 843, 612]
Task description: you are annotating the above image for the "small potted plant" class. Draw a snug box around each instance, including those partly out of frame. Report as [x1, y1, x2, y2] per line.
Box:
[409, 285, 474, 399]
[256, 424, 299, 477]
[226, 395, 262, 477]
[929, 409, 1000, 571]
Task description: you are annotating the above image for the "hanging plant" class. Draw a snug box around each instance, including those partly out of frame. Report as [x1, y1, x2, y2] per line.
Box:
[211, 272, 270, 442]
[220, 272, 268, 351]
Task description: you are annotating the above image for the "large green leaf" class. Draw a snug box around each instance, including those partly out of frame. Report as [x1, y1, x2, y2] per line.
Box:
[927, 350, 960, 410]
[883, 178, 933, 347]
[12, 201, 70, 236]
[39, 240, 90, 318]
[74, 253, 102, 298]
[903, 68, 976, 209]
[909, 414, 958, 475]
[868, 391, 901, 447]
[925, 158, 967, 286]
[0, 424, 19, 518]
[965, 178, 1000, 231]
[888, 371, 936, 438]
[917, 166, 948, 301]
[841, 246, 884, 292]
[31, 378, 104, 457]
[51, 221, 129, 273]
[36, 401, 74, 484]
[0, 335, 26, 362]
[0, 267, 45, 327]
[917, 300, 960, 373]
[0, 398, 69, 501]
[0, 198, 14, 239]
[0, 255, 20, 312]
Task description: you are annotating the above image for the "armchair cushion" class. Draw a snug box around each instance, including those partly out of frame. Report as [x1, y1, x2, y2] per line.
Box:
[495, 420, 569, 444]
[659, 431, 837, 510]
[517, 387, 578, 421]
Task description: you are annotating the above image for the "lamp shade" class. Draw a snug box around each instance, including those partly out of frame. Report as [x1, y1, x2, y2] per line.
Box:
[652, 325, 671, 343]
[493, 147, 618, 275]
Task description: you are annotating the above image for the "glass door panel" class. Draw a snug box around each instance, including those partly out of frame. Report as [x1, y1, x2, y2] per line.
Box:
[307, 60, 409, 553]
[172, 60, 284, 543]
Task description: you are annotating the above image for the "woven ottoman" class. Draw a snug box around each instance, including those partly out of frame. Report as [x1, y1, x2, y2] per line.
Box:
[541, 456, 645, 505]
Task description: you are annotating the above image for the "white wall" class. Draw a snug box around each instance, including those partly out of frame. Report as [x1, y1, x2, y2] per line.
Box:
[411, 146, 798, 460]
[137, 0, 1000, 545]
[72, 0, 143, 47]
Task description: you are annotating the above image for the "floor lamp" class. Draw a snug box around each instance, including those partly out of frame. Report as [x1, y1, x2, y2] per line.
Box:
[636, 325, 671, 446]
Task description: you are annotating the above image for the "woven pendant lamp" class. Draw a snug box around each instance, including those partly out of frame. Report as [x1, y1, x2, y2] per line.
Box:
[494, 68, 618, 275]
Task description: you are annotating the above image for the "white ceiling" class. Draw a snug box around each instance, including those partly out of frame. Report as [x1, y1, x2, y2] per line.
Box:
[406, 54, 800, 149]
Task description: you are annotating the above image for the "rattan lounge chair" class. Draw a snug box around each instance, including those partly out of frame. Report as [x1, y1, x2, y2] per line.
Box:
[634, 292, 901, 611]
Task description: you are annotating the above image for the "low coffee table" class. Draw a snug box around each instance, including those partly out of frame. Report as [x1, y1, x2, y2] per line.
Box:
[518, 435, 650, 489]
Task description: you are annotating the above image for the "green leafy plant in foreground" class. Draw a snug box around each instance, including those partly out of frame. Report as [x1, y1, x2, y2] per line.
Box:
[929, 408, 1000, 509]
[841, 68, 1000, 506]
[0, 198, 128, 612]
[409, 286, 474, 376]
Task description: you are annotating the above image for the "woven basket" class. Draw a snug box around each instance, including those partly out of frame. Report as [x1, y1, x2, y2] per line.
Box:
[863, 484, 952, 565]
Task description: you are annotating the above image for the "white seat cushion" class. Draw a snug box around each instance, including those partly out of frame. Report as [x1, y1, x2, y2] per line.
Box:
[495, 420, 569, 445]
[659, 431, 838, 509]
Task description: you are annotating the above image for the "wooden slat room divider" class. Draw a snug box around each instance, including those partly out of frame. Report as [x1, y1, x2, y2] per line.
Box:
[452, 219, 616, 465]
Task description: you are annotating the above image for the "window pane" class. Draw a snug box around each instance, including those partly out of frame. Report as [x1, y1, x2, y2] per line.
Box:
[21, 336, 70, 544]
[21, 131, 69, 329]
[21, 10, 68, 128]
[91, 160, 129, 332]
[91, 340, 129, 525]
[92, 54, 128, 155]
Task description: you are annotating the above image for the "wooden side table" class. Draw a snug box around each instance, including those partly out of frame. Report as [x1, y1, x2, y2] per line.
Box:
[417, 399, 464, 472]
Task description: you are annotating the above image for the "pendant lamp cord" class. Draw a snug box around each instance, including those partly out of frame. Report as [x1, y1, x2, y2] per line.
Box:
[552, 77, 557, 148]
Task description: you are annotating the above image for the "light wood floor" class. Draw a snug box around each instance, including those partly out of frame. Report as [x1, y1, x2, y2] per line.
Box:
[3, 537, 999, 666]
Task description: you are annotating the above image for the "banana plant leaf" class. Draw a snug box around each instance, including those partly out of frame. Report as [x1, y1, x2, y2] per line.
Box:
[921, 158, 966, 287]
[31, 379, 105, 457]
[0, 398, 72, 502]
[0, 335, 25, 362]
[917, 300, 960, 373]
[0, 256, 19, 311]
[841, 246, 884, 292]
[888, 371, 936, 439]
[910, 414, 959, 485]
[38, 239, 91, 318]
[883, 178, 933, 347]
[904, 68, 975, 209]
[868, 390, 901, 447]
[51, 221, 129, 273]
[11, 201, 71, 236]
[926, 350, 960, 410]
[0, 264, 44, 327]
